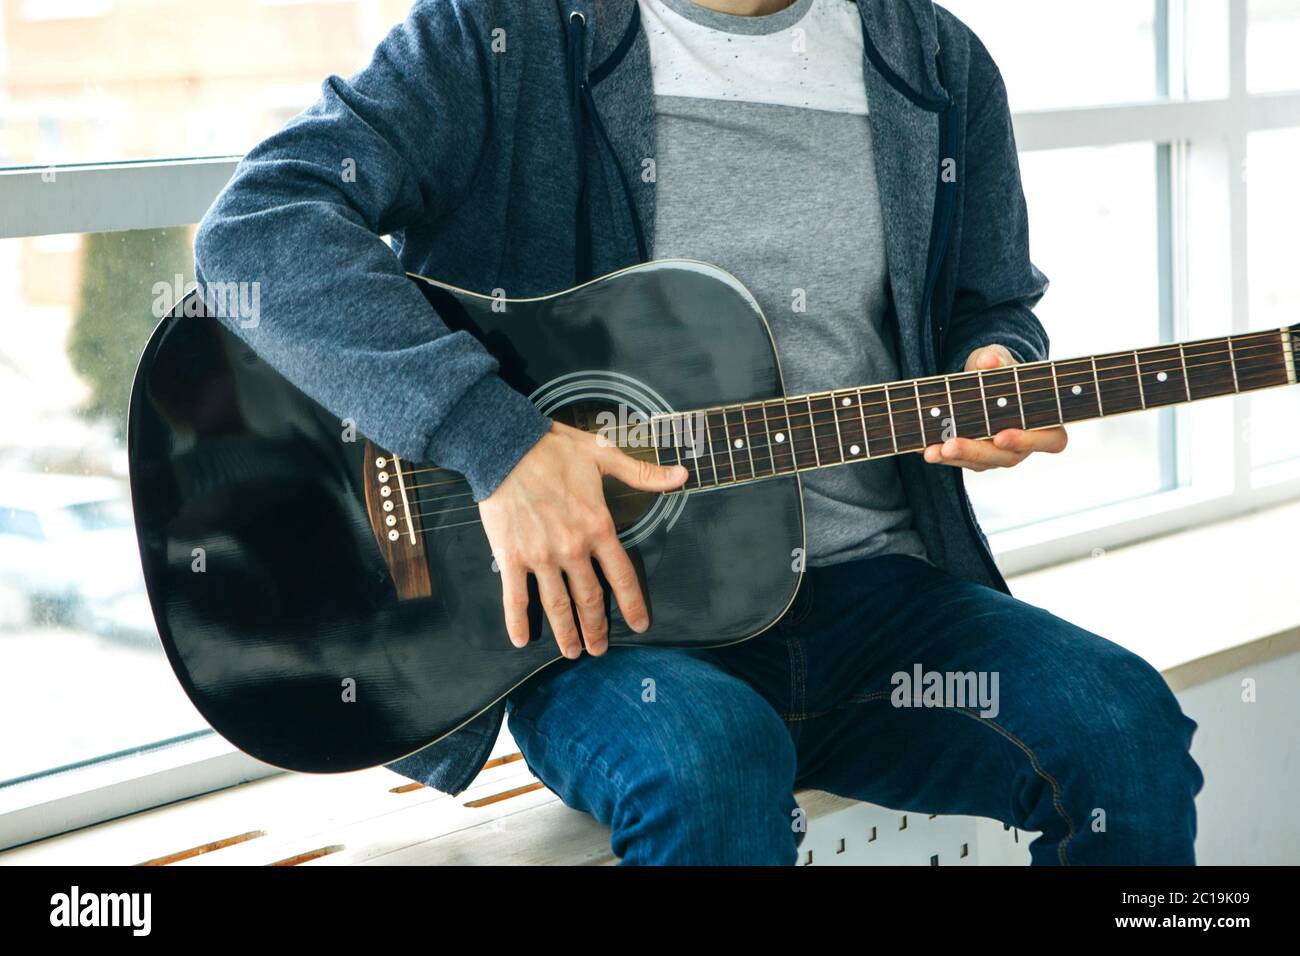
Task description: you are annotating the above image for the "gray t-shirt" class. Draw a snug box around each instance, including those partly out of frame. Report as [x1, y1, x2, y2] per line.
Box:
[642, 0, 929, 567]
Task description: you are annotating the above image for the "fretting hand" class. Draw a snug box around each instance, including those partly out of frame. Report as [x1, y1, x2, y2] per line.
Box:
[922, 345, 1068, 471]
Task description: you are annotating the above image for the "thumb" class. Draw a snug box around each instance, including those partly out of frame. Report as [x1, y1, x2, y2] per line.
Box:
[968, 344, 1015, 372]
[600, 447, 689, 491]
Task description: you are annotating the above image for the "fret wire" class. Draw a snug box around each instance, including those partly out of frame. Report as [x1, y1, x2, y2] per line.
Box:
[856, 387, 872, 456]
[720, 408, 738, 478]
[759, 400, 780, 475]
[1178, 344, 1191, 402]
[804, 396, 822, 467]
[1011, 365, 1027, 429]
[831, 392, 846, 459]
[1050, 362, 1064, 424]
[777, 398, 796, 473]
[1229, 338, 1240, 392]
[1133, 351, 1147, 409]
[739, 403, 757, 475]
[976, 369, 992, 436]
[705, 409, 721, 483]
[1090, 357, 1104, 416]
[887, 387, 899, 452]
[943, 375, 956, 439]
[672, 415, 691, 487]
[773, 397, 794, 469]
[912, 381, 925, 446]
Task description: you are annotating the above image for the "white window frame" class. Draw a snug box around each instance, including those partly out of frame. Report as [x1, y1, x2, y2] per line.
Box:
[3, 0, 1300, 847]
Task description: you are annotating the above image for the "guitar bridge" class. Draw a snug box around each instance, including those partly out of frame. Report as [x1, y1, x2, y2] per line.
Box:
[362, 440, 433, 600]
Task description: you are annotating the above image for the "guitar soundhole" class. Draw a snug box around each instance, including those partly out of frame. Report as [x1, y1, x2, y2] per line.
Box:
[554, 399, 659, 534]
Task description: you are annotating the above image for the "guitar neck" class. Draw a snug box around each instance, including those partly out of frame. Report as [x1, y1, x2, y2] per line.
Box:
[652, 326, 1298, 492]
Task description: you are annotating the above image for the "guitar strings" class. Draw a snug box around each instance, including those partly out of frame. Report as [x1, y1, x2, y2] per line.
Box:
[388, 348, 1292, 532]
[398, 351, 1288, 512]
[395, 339, 1290, 498]
[398, 334, 1288, 484]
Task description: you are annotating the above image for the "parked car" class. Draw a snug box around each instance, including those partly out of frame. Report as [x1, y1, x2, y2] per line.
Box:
[0, 473, 153, 643]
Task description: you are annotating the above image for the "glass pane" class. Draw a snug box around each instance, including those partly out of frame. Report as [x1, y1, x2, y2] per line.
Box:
[939, 0, 1159, 111]
[1249, 0, 1300, 93]
[0, 0, 414, 167]
[966, 143, 1173, 533]
[1248, 128, 1300, 467]
[0, 226, 213, 784]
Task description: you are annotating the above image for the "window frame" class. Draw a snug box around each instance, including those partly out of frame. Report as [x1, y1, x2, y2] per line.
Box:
[3, 0, 1300, 847]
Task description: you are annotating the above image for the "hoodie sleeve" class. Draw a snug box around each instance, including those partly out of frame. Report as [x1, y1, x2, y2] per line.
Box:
[939, 36, 1051, 374]
[192, 0, 552, 501]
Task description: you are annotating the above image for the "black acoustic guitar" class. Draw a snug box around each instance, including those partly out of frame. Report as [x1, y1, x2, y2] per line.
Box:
[128, 258, 1298, 773]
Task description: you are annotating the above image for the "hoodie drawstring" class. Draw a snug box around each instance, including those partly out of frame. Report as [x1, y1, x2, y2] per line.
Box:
[567, 6, 648, 285]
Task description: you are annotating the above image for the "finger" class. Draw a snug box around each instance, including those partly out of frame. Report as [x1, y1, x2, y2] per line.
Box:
[535, 566, 583, 660]
[563, 559, 610, 656]
[600, 448, 689, 492]
[926, 438, 1026, 469]
[497, 559, 533, 648]
[965, 344, 1015, 372]
[592, 534, 650, 634]
[992, 427, 1068, 455]
[921, 445, 991, 471]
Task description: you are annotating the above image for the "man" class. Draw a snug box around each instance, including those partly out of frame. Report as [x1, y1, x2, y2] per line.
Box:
[194, 0, 1204, 864]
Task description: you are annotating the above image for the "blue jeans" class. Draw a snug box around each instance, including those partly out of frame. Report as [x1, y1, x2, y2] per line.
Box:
[505, 553, 1204, 865]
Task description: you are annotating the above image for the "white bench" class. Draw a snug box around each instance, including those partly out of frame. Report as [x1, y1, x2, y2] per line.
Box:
[6, 499, 1300, 865]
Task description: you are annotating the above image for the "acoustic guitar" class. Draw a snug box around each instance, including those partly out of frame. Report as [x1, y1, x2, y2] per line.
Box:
[127, 258, 1298, 772]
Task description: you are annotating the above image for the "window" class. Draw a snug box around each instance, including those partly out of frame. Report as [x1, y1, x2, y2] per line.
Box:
[966, 143, 1175, 532]
[940, 0, 1300, 567]
[0, 0, 414, 166]
[3, 0, 1300, 847]
[1248, 0, 1300, 93]
[0, 227, 219, 785]
[1248, 127, 1300, 468]
[939, 0, 1162, 111]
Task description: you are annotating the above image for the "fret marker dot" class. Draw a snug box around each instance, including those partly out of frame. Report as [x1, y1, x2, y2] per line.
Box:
[850, 444, 861, 456]
[930, 407, 941, 417]
[775, 433, 785, 443]
[733, 438, 744, 449]
[997, 397, 1008, 408]
[1071, 385, 1083, 396]
[841, 397, 852, 407]
[1156, 371, 1168, 383]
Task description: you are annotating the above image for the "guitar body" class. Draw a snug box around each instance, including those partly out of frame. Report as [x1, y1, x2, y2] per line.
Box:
[129, 259, 804, 773]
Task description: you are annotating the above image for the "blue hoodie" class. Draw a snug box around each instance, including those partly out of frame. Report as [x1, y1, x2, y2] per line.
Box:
[193, 0, 1050, 795]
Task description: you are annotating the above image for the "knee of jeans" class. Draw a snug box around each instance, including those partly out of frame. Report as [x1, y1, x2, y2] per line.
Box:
[1072, 653, 1204, 796]
[641, 695, 797, 809]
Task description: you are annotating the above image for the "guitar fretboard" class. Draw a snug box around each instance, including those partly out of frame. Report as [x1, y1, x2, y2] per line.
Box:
[648, 327, 1297, 492]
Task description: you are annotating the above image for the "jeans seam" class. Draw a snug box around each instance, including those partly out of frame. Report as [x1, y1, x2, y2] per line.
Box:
[506, 704, 653, 845]
[811, 690, 1078, 865]
[785, 635, 807, 722]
